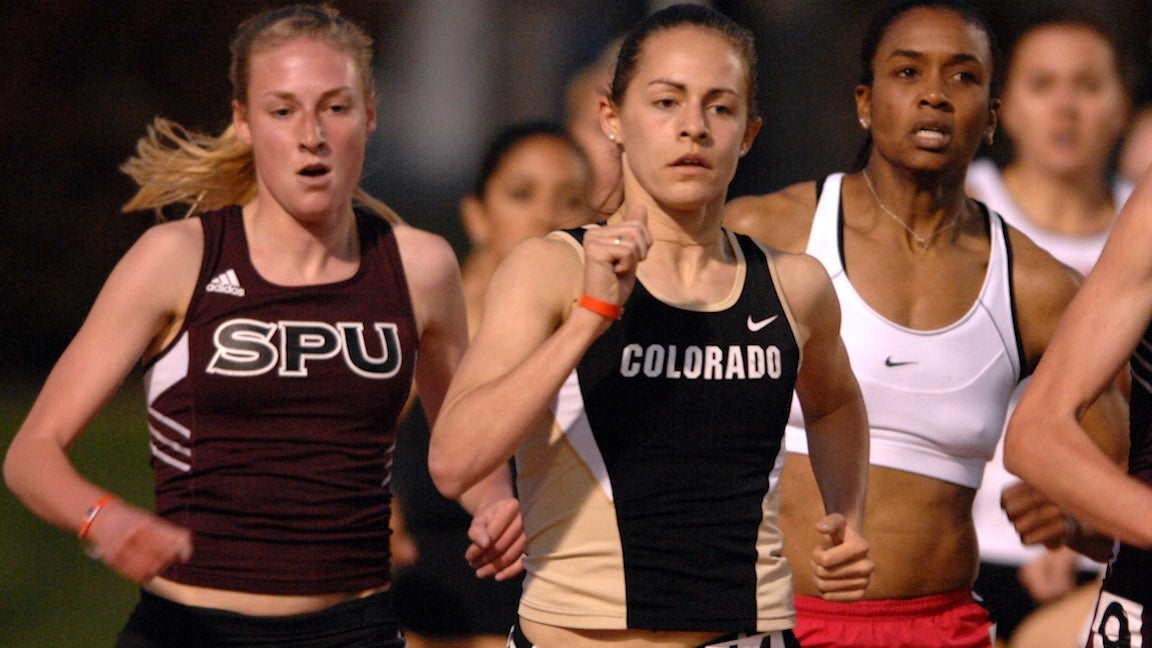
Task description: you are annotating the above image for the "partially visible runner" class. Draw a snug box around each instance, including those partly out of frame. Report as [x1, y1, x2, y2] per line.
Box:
[1006, 166, 1152, 648]
[391, 121, 592, 648]
[1119, 104, 1152, 185]
[965, 6, 1133, 643]
[564, 37, 625, 213]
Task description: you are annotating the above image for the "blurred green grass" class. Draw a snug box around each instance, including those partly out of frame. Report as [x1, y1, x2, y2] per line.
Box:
[1, 374, 152, 647]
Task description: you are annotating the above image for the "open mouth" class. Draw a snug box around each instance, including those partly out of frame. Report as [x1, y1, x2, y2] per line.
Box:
[299, 164, 330, 177]
[911, 122, 952, 149]
[915, 128, 947, 142]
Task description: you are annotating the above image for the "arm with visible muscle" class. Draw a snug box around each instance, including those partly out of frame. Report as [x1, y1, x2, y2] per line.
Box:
[396, 224, 524, 578]
[776, 251, 873, 601]
[429, 207, 650, 500]
[1006, 171, 1152, 549]
[4, 221, 201, 583]
[429, 209, 650, 577]
[1002, 228, 1130, 555]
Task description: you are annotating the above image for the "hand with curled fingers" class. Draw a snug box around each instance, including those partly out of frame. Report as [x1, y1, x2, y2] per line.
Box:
[579, 205, 651, 319]
[812, 513, 873, 602]
[465, 497, 525, 581]
[83, 499, 193, 584]
[1001, 480, 1073, 549]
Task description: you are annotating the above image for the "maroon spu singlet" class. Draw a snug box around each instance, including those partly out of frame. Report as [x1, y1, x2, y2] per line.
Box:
[143, 206, 417, 595]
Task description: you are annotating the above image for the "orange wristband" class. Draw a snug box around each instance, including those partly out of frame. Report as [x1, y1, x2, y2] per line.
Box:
[78, 494, 118, 541]
[578, 294, 623, 320]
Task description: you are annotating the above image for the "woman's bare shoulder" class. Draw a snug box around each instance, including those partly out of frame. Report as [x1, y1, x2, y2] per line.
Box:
[126, 217, 205, 277]
[725, 181, 819, 253]
[1004, 224, 1083, 367]
[391, 222, 460, 280]
[1007, 225, 1081, 308]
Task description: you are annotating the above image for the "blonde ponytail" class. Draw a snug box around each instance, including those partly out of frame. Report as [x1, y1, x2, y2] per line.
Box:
[120, 118, 256, 220]
[353, 187, 405, 225]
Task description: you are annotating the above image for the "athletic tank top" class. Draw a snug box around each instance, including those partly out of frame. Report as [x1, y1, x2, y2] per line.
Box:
[1096, 323, 1152, 621]
[143, 206, 418, 595]
[517, 226, 799, 632]
[785, 173, 1024, 489]
[967, 158, 1133, 278]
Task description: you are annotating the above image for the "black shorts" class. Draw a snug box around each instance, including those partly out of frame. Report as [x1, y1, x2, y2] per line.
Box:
[115, 589, 404, 648]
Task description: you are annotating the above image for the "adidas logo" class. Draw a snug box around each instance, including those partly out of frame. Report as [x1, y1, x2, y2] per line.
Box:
[205, 269, 246, 297]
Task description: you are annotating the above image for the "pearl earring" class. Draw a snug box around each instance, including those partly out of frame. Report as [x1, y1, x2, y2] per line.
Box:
[609, 134, 616, 142]
[858, 117, 869, 129]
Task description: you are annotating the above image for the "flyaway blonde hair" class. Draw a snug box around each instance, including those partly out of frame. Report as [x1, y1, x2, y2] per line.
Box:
[120, 4, 401, 224]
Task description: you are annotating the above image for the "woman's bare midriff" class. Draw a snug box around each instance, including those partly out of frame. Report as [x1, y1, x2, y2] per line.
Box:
[145, 576, 389, 616]
[780, 453, 979, 599]
[519, 618, 729, 648]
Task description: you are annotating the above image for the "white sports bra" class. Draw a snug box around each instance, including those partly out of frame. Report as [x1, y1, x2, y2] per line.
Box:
[785, 173, 1023, 488]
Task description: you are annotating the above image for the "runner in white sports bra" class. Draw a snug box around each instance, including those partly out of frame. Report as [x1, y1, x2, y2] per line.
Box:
[784, 172, 1018, 487]
[724, 3, 1124, 646]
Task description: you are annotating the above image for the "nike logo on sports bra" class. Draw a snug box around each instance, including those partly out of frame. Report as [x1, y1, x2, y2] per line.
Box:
[884, 356, 918, 367]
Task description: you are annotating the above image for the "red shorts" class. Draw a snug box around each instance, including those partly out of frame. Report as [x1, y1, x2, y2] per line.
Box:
[792, 590, 994, 648]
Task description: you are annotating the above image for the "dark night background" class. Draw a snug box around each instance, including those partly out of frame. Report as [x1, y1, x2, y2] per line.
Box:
[0, 2, 1147, 645]
[2, 1, 1148, 377]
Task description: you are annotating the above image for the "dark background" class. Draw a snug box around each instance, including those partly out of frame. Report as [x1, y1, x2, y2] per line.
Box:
[2, 1, 1148, 376]
[0, 1, 1147, 645]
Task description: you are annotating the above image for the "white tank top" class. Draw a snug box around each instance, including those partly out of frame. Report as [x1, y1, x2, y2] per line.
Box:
[784, 173, 1022, 489]
[967, 158, 1133, 278]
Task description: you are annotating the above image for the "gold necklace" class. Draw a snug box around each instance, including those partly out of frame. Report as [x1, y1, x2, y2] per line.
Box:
[861, 169, 961, 248]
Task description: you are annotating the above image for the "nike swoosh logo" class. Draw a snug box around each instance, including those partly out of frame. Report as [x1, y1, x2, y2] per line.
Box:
[747, 315, 779, 332]
[884, 356, 917, 367]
